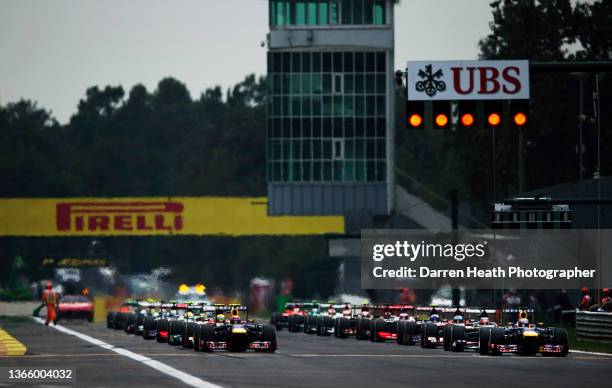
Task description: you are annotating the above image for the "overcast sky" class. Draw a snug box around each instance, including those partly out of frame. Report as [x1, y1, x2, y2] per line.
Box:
[0, 0, 493, 123]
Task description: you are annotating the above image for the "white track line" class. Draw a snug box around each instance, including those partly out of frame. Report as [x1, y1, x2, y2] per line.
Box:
[570, 349, 612, 357]
[33, 317, 222, 388]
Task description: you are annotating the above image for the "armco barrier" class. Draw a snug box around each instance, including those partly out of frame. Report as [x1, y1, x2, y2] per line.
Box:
[576, 311, 612, 341]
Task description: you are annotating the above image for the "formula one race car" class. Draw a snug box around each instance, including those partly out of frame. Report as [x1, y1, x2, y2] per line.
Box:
[107, 299, 137, 330]
[478, 309, 569, 356]
[165, 302, 191, 345]
[195, 305, 277, 353]
[368, 305, 416, 342]
[57, 294, 93, 322]
[303, 303, 324, 334]
[442, 308, 497, 351]
[270, 302, 313, 332]
[122, 300, 160, 336]
[395, 306, 463, 347]
[311, 303, 352, 336]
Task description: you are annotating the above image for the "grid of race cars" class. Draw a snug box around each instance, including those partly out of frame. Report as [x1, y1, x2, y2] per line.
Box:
[106, 288, 569, 356]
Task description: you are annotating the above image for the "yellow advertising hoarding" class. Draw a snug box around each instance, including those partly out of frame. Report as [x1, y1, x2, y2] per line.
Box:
[0, 197, 344, 236]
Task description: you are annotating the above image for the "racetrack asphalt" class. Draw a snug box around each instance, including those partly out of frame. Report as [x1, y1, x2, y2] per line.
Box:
[0, 318, 609, 388]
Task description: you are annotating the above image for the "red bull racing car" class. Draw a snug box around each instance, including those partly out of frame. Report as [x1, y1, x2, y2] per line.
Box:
[195, 304, 277, 353]
[478, 309, 569, 356]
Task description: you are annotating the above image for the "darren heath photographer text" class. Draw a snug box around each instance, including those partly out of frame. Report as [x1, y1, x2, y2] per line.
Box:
[370, 241, 596, 280]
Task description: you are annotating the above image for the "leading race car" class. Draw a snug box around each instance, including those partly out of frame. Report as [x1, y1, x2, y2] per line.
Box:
[195, 304, 277, 353]
[478, 308, 569, 356]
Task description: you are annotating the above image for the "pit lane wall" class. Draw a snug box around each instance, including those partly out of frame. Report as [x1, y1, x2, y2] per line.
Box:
[0, 197, 344, 236]
[576, 311, 612, 342]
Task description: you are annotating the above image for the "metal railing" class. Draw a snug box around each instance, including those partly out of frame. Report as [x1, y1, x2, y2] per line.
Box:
[576, 310, 612, 341]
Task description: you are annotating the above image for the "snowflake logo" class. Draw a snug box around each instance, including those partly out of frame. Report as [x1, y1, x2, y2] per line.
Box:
[415, 64, 446, 97]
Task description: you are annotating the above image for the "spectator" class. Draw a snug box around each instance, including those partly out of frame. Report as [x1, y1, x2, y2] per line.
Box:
[577, 286, 592, 310]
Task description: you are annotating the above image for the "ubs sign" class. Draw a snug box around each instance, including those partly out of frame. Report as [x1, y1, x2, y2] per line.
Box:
[407, 60, 529, 101]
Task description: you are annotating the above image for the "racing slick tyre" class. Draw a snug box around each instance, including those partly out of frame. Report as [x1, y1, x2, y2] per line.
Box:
[489, 327, 505, 356]
[550, 328, 569, 357]
[443, 325, 452, 351]
[420, 322, 439, 348]
[336, 317, 350, 339]
[370, 319, 385, 342]
[315, 316, 323, 335]
[135, 314, 144, 335]
[255, 324, 277, 353]
[397, 321, 407, 345]
[168, 320, 183, 345]
[450, 325, 466, 352]
[124, 313, 136, 334]
[398, 320, 416, 345]
[356, 318, 370, 340]
[156, 319, 169, 343]
[304, 315, 316, 334]
[106, 312, 116, 329]
[322, 316, 334, 335]
[288, 314, 300, 332]
[113, 312, 125, 330]
[199, 325, 215, 352]
[183, 322, 196, 349]
[193, 324, 201, 351]
[142, 316, 155, 339]
[271, 312, 283, 331]
[479, 327, 492, 355]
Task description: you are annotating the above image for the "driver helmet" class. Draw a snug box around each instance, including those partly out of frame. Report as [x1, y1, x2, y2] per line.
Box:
[518, 317, 529, 327]
[46, 282, 53, 290]
[383, 311, 391, 319]
[479, 316, 490, 325]
[230, 309, 240, 323]
[453, 314, 464, 323]
[216, 314, 226, 323]
[361, 308, 370, 317]
[430, 314, 440, 323]
[603, 288, 610, 296]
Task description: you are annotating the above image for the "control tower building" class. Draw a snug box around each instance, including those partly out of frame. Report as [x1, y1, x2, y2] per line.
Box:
[266, 0, 396, 218]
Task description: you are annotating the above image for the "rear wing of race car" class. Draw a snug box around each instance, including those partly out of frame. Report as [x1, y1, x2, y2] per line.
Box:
[284, 301, 318, 309]
[359, 304, 416, 318]
[464, 308, 497, 321]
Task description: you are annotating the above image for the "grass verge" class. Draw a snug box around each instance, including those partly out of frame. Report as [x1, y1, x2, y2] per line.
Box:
[567, 327, 612, 354]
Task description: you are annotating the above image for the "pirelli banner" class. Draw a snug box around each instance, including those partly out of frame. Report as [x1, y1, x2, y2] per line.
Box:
[0, 198, 344, 237]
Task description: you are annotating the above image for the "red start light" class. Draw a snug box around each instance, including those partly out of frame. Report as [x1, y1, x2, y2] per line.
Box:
[435, 114, 448, 127]
[488, 113, 501, 127]
[408, 113, 422, 127]
[460, 113, 475, 127]
[513, 112, 527, 126]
